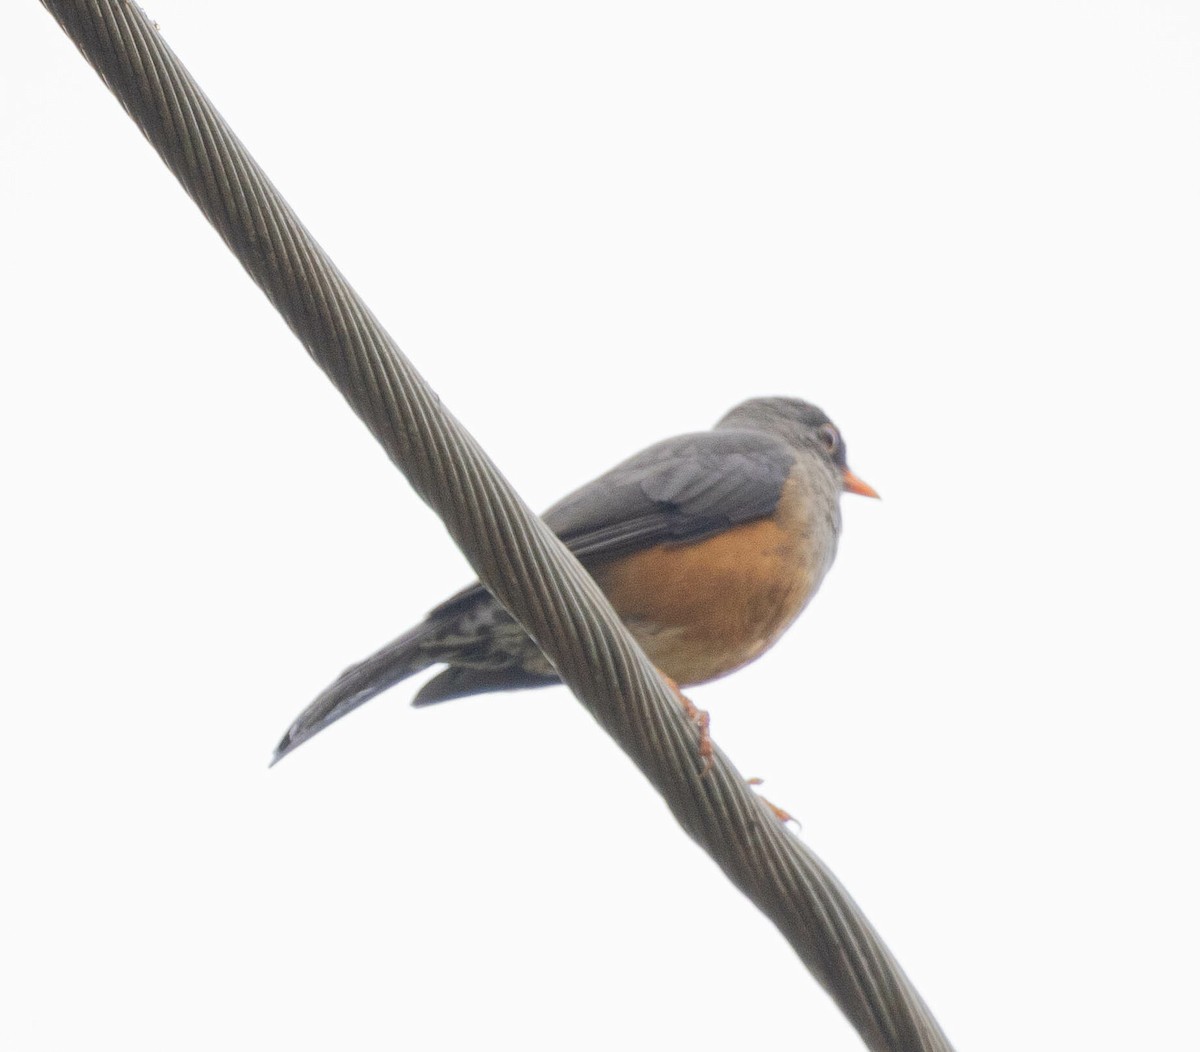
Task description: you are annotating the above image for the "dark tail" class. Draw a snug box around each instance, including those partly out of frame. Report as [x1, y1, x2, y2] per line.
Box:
[411, 665, 559, 707]
[270, 622, 439, 765]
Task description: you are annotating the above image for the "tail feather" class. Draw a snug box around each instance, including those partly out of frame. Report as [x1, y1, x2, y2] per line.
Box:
[411, 665, 558, 707]
[271, 623, 439, 765]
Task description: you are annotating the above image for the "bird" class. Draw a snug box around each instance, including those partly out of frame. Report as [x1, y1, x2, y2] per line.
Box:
[271, 396, 877, 764]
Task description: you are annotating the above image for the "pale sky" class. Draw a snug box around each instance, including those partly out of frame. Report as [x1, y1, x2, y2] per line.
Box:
[3, 3, 1198, 1050]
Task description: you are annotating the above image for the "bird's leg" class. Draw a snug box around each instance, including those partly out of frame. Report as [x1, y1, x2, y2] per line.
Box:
[746, 777, 796, 825]
[660, 674, 714, 775]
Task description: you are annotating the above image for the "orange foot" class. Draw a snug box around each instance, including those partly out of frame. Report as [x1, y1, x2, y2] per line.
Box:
[661, 674, 713, 775]
[747, 777, 796, 825]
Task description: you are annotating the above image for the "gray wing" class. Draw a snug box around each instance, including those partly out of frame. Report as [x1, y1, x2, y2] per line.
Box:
[543, 427, 793, 558]
[429, 427, 793, 617]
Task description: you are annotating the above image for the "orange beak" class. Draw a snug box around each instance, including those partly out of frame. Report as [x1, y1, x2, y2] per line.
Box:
[842, 467, 880, 499]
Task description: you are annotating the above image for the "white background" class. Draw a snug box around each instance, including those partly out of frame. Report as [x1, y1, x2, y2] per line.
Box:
[3, 3, 1198, 1049]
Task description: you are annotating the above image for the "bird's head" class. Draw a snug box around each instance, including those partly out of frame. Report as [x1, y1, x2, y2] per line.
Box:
[716, 396, 880, 499]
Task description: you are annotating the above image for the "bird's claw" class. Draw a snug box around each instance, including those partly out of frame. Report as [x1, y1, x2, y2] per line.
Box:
[661, 674, 714, 775]
[746, 776, 797, 825]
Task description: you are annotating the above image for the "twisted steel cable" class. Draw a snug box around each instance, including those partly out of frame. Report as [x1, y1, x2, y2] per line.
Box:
[38, 3, 954, 1049]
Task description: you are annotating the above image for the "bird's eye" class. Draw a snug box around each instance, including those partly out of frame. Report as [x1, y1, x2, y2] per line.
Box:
[818, 424, 840, 455]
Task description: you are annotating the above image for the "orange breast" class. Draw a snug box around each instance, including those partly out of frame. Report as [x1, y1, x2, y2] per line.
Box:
[591, 477, 831, 685]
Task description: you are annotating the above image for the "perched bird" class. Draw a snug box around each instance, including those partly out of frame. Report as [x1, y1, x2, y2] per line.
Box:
[272, 397, 877, 764]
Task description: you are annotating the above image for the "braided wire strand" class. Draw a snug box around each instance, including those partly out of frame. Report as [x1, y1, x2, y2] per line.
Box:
[38, 3, 954, 1049]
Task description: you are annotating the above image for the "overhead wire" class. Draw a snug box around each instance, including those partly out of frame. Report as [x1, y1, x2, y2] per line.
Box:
[38, 3, 954, 1049]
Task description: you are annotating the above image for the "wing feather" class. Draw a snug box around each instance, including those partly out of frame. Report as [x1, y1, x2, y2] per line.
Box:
[429, 428, 792, 619]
